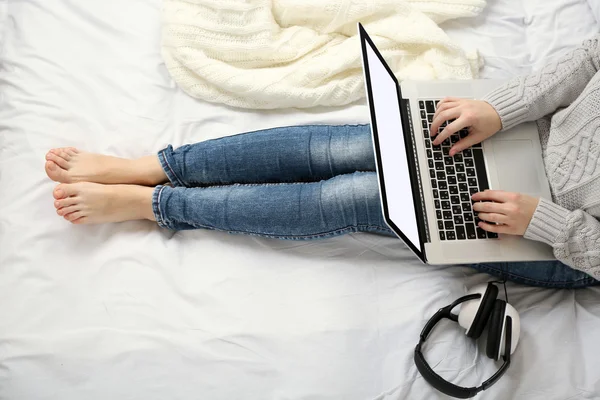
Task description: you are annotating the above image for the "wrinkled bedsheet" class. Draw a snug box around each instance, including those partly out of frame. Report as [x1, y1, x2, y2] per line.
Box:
[1, 0, 599, 399]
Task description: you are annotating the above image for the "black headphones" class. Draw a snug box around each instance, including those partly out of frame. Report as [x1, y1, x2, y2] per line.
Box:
[414, 282, 521, 398]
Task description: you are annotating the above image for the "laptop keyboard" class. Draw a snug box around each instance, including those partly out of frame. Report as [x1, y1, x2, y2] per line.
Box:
[419, 100, 497, 241]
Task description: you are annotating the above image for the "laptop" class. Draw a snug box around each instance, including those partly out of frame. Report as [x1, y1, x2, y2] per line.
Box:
[358, 23, 555, 264]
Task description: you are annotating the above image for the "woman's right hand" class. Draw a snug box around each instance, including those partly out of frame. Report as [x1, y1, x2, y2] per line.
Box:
[430, 98, 502, 156]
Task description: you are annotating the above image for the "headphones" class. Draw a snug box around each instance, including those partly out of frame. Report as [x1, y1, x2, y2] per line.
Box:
[414, 282, 521, 398]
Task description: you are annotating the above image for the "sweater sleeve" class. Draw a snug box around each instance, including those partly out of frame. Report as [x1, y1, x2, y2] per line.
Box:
[482, 35, 600, 131]
[524, 198, 600, 279]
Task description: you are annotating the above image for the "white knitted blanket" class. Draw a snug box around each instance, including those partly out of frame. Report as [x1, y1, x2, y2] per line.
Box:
[161, 0, 486, 109]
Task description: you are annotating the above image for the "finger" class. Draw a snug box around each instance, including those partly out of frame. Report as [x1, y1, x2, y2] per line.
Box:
[472, 200, 510, 214]
[471, 190, 514, 203]
[437, 117, 468, 145]
[431, 104, 459, 137]
[433, 100, 458, 119]
[438, 97, 464, 106]
[478, 221, 511, 235]
[477, 212, 509, 224]
[431, 110, 462, 144]
[450, 133, 482, 156]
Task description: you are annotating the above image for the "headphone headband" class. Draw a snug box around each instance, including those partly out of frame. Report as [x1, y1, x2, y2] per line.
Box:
[414, 293, 513, 398]
[418, 294, 480, 341]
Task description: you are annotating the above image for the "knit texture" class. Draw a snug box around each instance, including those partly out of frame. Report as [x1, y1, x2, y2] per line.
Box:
[161, 0, 486, 109]
[483, 35, 600, 278]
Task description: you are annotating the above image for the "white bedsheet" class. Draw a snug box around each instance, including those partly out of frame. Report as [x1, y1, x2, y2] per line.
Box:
[1, 1, 599, 399]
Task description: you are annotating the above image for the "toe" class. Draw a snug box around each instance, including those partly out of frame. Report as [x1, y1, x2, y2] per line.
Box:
[64, 211, 83, 222]
[57, 205, 79, 216]
[46, 152, 69, 169]
[53, 185, 66, 199]
[65, 148, 79, 156]
[71, 216, 87, 224]
[45, 160, 57, 175]
[57, 149, 71, 161]
[53, 183, 78, 199]
[45, 161, 70, 183]
[54, 197, 79, 209]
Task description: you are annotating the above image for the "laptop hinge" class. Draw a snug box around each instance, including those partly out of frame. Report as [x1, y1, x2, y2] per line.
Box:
[404, 100, 431, 244]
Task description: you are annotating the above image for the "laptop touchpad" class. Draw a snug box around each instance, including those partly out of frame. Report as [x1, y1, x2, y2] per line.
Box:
[491, 140, 541, 194]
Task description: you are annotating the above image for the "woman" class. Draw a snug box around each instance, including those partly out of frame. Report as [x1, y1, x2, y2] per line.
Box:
[45, 36, 600, 288]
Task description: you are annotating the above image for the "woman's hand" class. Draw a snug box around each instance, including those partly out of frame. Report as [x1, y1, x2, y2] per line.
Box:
[471, 190, 539, 236]
[430, 98, 502, 156]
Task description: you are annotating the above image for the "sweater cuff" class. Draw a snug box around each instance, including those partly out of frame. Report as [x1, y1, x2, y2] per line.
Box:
[523, 197, 570, 246]
[482, 83, 530, 131]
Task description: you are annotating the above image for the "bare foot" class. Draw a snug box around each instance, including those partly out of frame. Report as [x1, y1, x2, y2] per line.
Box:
[53, 182, 156, 224]
[45, 148, 167, 186]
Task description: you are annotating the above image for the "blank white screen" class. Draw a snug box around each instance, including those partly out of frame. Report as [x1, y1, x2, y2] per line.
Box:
[365, 44, 420, 248]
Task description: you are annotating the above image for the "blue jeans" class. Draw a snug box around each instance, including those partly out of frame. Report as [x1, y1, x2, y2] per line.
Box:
[151, 124, 598, 288]
[153, 124, 391, 238]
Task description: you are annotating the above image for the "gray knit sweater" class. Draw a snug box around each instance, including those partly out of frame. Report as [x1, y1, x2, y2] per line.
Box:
[483, 35, 600, 278]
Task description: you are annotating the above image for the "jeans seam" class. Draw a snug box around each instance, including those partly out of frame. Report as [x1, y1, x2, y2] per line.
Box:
[223, 225, 393, 240]
[152, 185, 169, 229]
[183, 171, 374, 188]
[472, 263, 597, 288]
[220, 124, 370, 141]
[160, 221, 392, 239]
[159, 147, 186, 187]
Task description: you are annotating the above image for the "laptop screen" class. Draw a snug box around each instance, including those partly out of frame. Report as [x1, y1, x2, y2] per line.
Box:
[360, 26, 422, 256]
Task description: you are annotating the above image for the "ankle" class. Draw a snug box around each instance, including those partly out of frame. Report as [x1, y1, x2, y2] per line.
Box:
[122, 185, 156, 221]
[141, 187, 157, 221]
[132, 155, 168, 186]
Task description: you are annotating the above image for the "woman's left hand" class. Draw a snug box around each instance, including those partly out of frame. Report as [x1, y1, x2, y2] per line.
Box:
[471, 190, 540, 236]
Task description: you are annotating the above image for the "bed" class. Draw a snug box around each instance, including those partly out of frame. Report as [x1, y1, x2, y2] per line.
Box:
[1, 0, 599, 399]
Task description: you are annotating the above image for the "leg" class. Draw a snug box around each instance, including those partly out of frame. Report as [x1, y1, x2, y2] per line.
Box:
[158, 124, 375, 187]
[467, 261, 600, 289]
[153, 171, 394, 238]
[45, 124, 374, 186]
[51, 172, 392, 237]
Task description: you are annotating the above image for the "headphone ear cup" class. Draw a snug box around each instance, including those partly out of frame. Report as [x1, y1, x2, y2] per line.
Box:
[485, 299, 506, 360]
[502, 303, 521, 356]
[465, 283, 498, 339]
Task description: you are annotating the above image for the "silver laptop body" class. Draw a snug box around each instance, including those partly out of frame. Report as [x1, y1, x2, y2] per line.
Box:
[359, 23, 555, 264]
